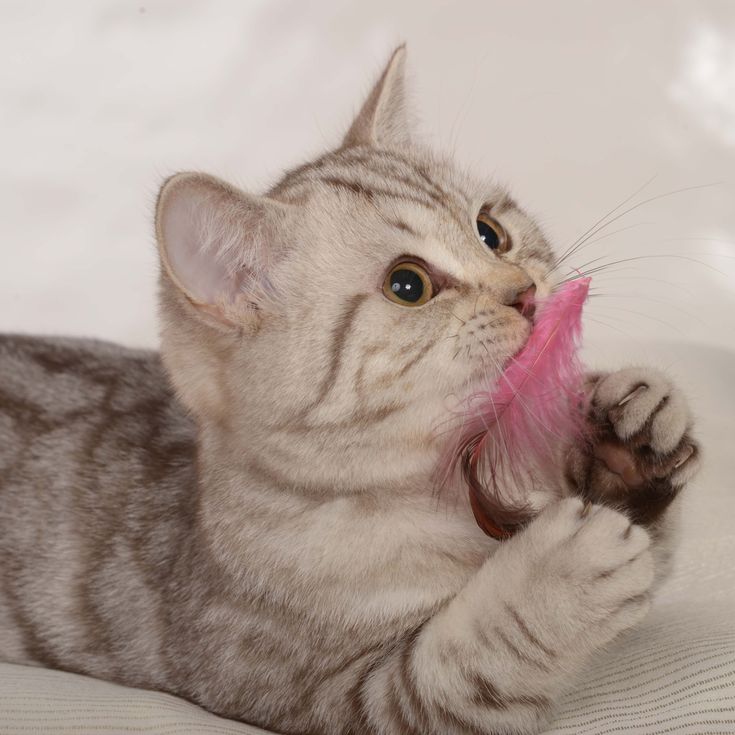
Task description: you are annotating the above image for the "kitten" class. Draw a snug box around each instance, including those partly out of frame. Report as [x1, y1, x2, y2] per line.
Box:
[0, 47, 700, 734]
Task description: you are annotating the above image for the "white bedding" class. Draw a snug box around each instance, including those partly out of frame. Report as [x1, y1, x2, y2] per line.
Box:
[3, 608, 733, 734]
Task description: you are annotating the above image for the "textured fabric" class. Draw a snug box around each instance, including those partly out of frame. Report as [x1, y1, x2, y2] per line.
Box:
[0, 664, 265, 734]
[2, 612, 735, 735]
[0, 345, 732, 733]
[546, 603, 735, 734]
[1, 609, 734, 734]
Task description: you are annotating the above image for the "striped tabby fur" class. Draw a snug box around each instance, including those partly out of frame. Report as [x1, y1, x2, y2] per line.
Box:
[0, 47, 699, 734]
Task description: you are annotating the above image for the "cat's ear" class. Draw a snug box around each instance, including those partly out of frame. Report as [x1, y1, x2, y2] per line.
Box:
[155, 172, 288, 330]
[343, 45, 412, 149]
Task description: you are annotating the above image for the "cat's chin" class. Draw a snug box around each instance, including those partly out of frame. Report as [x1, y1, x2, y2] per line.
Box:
[459, 339, 531, 396]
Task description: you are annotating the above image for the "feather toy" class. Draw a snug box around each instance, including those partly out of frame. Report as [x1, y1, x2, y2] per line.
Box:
[441, 277, 591, 540]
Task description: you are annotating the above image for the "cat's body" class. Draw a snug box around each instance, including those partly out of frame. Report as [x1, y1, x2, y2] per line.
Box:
[0, 333, 507, 731]
[0, 48, 699, 734]
[0, 336, 197, 681]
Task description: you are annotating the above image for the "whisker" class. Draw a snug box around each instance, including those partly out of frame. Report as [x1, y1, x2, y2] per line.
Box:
[477, 355, 514, 464]
[583, 314, 639, 339]
[552, 174, 657, 270]
[588, 304, 685, 334]
[558, 253, 729, 285]
[552, 222, 654, 271]
[554, 182, 720, 271]
[589, 273, 693, 292]
[579, 221, 655, 247]
[558, 266, 643, 287]
[590, 276, 697, 302]
[563, 252, 617, 278]
[587, 292, 703, 324]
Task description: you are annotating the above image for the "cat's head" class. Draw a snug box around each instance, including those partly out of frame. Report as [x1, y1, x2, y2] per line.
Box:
[155, 47, 556, 491]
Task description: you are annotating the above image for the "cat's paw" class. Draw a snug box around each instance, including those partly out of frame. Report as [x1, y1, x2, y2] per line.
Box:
[505, 497, 653, 658]
[591, 367, 700, 487]
[566, 367, 700, 525]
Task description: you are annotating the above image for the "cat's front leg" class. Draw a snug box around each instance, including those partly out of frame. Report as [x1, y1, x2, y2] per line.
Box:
[352, 498, 652, 735]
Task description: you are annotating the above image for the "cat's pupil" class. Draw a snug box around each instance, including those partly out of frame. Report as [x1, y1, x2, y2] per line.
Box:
[477, 219, 500, 250]
[390, 269, 424, 303]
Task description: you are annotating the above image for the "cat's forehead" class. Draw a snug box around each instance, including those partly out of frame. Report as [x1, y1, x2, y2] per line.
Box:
[270, 145, 530, 267]
[272, 145, 501, 213]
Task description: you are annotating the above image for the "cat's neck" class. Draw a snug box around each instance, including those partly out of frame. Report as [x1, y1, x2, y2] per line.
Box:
[200, 413, 442, 500]
[190, 419, 493, 605]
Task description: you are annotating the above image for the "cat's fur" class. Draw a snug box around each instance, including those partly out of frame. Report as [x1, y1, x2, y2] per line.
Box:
[0, 48, 700, 734]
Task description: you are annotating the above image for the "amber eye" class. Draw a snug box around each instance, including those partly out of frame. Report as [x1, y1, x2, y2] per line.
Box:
[476, 213, 511, 254]
[382, 262, 434, 306]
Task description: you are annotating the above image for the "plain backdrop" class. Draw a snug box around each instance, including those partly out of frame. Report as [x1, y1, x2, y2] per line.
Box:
[2, 0, 735, 351]
[1, 3, 734, 730]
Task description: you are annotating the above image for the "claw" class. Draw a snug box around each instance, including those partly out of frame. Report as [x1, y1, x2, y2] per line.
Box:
[674, 444, 696, 469]
[617, 384, 648, 407]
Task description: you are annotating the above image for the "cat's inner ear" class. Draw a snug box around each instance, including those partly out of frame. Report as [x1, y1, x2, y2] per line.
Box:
[343, 44, 412, 149]
[155, 173, 286, 328]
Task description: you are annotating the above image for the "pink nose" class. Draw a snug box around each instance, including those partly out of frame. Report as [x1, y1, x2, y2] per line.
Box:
[511, 284, 536, 320]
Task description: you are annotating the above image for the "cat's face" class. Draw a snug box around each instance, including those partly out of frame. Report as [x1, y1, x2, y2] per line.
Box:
[263, 150, 554, 422]
[156, 48, 556, 488]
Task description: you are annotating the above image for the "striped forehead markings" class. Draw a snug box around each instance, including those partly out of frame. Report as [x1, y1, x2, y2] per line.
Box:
[276, 149, 470, 230]
[273, 148, 551, 268]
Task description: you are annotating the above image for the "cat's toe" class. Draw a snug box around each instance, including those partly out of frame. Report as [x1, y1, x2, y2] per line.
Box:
[642, 435, 701, 487]
[592, 367, 686, 444]
[647, 388, 689, 454]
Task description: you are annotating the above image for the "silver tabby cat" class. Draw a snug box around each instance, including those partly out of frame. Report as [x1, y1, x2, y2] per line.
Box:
[0, 48, 700, 734]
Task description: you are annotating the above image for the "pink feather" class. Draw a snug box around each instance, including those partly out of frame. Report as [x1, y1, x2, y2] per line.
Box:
[439, 277, 591, 539]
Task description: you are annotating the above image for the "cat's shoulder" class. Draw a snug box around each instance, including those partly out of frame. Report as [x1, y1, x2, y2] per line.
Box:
[0, 333, 175, 414]
[0, 333, 162, 381]
[0, 333, 195, 467]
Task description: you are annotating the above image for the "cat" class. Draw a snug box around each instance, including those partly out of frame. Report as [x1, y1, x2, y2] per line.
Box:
[0, 46, 700, 735]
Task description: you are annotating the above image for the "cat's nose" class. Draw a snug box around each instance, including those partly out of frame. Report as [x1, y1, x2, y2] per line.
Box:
[509, 284, 536, 320]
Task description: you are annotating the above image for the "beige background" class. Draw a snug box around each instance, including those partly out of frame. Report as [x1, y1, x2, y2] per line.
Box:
[1, 1, 734, 350]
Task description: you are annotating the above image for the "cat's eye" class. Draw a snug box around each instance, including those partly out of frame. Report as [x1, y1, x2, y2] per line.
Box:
[382, 262, 434, 307]
[476, 213, 511, 254]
